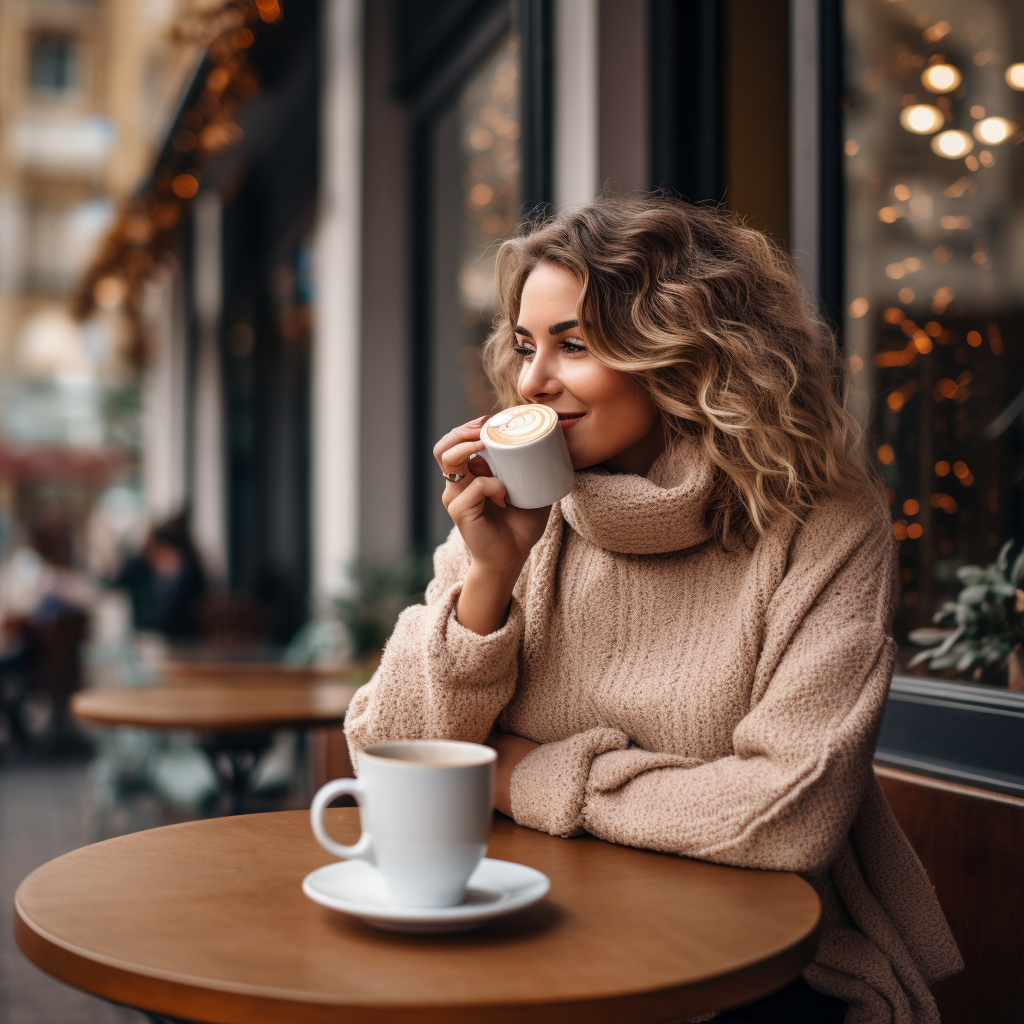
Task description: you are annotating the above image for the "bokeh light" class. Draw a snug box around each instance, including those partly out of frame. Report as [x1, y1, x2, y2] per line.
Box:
[972, 117, 1014, 145]
[930, 130, 973, 159]
[920, 64, 961, 93]
[899, 104, 944, 134]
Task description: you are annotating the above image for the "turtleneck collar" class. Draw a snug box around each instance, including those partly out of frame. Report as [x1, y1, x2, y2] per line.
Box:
[559, 434, 715, 555]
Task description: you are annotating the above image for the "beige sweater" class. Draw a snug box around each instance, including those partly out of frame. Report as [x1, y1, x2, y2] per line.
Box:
[345, 437, 962, 1023]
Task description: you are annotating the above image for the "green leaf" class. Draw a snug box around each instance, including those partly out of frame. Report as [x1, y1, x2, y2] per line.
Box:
[1011, 546, 1024, 586]
[956, 565, 985, 585]
[997, 540, 1013, 572]
[958, 583, 990, 605]
[908, 627, 953, 646]
[930, 626, 964, 658]
[956, 649, 979, 671]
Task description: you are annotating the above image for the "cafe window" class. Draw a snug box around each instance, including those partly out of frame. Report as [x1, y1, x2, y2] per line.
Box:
[421, 32, 523, 546]
[28, 35, 79, 96]
[843, 1, 1024, 685]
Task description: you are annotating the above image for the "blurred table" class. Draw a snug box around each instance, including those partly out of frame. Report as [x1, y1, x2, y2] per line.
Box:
[161, 662, 350, 686]
[72, 683, 356, 813]
[15, 809, 820, 1024]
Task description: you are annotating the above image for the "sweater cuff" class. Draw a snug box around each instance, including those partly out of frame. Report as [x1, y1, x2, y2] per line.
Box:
[424, 580, 524, 686]
[509, 727, 629, 837]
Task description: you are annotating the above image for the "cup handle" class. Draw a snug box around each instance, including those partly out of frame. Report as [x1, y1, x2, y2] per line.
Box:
[310, 778, 375, 863]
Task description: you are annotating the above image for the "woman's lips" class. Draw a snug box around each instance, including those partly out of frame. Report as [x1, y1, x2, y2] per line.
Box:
[557, 413, 585, 431]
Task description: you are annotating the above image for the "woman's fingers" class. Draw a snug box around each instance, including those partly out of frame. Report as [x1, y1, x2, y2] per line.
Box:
[440, 440, 485, 478]
[433, 417, 486, 471]
[444, 474, 508, 514]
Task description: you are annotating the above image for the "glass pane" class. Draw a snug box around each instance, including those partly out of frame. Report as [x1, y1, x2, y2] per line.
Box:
[426, 33, 522, 546]
[29, 36, 77, 94]
[843, 2, 1024, 685]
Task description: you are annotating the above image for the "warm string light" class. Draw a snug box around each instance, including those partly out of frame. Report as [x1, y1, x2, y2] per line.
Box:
[921, 63, 961, 93]
[899, 104, 944, 134]
[71, 0, 268, 365]
[868, 37, 1020, 573]
[931, 129, 973, 158]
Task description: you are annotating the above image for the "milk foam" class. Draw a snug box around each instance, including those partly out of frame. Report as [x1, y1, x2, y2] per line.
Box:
[482, 404, 558, 446]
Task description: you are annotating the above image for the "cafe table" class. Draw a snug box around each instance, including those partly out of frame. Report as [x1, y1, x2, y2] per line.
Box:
[14, 808, 821, 1024]
[71, 682, 357, 814]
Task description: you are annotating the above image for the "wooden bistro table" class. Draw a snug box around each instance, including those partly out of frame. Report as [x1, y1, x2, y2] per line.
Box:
[14, 808, 821, 1024]
[72, 682, 357, 814]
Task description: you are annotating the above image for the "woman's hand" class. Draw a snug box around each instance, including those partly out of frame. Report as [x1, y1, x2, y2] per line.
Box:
[487, 731, 540, 818]
[434, 418, 550, 635]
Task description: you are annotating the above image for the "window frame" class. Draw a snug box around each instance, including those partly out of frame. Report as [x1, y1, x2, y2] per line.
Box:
[395, 0, 553, 548]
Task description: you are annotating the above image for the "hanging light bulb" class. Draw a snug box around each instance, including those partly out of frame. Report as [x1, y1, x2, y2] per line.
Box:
[1006, 64, 1024, 90]
[930, 130, 974, 159]
[973, 116, 1015, 145]
[899, 104, 944, 134]
[921, 64, 961, 93]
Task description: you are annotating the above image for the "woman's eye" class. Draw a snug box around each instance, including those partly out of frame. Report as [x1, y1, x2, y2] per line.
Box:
[512, 343, 535, 357]
[562, 338, 587, 354]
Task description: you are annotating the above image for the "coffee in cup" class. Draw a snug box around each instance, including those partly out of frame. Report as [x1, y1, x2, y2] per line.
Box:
[479, 404, 575, 508]
[310, 740, 496, 908]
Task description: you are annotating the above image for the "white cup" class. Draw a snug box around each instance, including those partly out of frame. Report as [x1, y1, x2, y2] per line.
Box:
[310, 740, 496, 908]
[480, 404, 576, 508]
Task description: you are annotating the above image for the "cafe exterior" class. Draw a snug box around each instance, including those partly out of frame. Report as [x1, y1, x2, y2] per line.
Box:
[76, 1, 1023, 1017]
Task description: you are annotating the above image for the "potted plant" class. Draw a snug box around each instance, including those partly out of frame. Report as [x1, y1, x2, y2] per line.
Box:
[909, 541, 1024, 690]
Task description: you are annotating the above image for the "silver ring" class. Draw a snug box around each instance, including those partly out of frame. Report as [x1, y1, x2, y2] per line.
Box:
[444, 471, 464, 483]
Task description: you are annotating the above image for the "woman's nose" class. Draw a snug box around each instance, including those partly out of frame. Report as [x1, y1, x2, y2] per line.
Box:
[519, 350, 563, 400]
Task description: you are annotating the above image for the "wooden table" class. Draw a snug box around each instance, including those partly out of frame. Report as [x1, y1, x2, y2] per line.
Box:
[72, 682, 357, 731]
[162, 662, 349, 686]
[14, 809, 821, 1023]
[72, 683, 357, 813]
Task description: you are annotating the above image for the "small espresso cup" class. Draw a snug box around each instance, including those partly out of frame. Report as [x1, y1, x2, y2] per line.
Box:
[480, 404, 576, 508]
[310, 740, 496, 908]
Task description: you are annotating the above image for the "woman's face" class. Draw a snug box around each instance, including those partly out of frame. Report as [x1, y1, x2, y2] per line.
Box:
[514, 262, 664, 474]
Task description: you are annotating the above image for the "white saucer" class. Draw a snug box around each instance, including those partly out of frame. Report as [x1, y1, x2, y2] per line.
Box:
[302, 857, 550, 933]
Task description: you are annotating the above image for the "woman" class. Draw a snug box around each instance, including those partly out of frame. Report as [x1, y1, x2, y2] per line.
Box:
[345, 197, 961, 1023]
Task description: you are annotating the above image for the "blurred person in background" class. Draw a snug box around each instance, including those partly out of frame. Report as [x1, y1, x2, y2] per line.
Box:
[0, 520, 97, 651]
[110, 512, 207, 642]
[0, 520, 97, 748]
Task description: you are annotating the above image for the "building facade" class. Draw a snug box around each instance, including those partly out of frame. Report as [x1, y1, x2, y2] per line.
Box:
[125, 0, 1024, 775]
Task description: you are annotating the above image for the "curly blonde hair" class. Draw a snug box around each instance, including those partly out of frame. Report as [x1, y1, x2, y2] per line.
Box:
[481, 196, 879, 546]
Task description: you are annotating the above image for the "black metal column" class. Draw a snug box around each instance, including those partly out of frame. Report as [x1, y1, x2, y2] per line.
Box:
[649, 0, 724, 203]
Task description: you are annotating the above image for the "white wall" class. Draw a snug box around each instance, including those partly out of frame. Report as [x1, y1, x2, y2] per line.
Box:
[141, 268, 187, 522]
[191, 192, 226, 581]
[553, 0, 600, 209]
[312, 0, 364, 605]
[790, 0, 821, 296]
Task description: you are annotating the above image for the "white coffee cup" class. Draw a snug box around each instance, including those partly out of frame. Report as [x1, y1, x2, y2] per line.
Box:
[310, 740, 496, 908]
[480, 404, 576, 508]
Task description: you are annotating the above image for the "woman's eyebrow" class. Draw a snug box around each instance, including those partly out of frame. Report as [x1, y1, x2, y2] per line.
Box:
[514, 325, 533, 337]
[549, 319, 579, 335]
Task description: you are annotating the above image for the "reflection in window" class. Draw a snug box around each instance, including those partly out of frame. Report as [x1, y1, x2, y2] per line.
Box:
[29, 36, 78, 95]
[427, 34, 521, 544]
[844, 2, 1024, 683]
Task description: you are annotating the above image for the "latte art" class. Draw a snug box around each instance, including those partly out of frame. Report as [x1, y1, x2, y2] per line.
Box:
[482, 404, 559, 446]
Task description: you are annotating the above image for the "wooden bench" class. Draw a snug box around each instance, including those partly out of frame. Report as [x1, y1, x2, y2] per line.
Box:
[875, 765, 1024, 1024]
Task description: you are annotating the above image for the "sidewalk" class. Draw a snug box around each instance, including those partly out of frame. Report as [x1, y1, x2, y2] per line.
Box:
[0, 755, 145, 1024]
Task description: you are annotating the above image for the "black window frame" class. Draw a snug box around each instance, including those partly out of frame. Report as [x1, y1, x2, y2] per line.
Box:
[395, 0, 553, 549]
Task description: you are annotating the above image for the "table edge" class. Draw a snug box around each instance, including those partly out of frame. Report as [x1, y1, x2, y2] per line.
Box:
[14, 845, 822, 1024]
[70, 684, 356, 731]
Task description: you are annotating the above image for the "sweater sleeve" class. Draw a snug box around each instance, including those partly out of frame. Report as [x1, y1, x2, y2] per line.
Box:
[344, 528, 524, 767]
[509, 494, 900, 874]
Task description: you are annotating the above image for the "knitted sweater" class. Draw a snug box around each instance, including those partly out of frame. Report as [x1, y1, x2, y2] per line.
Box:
[345, 437, 962, 1023]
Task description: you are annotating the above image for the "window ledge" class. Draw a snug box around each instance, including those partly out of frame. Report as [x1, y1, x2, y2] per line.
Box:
[876, 674, 1024, 798]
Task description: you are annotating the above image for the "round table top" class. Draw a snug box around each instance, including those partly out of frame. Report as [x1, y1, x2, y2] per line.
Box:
[15, 809, 820, 1023]
[71, 682, 357, 732]
[162, 662, 354, 685]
